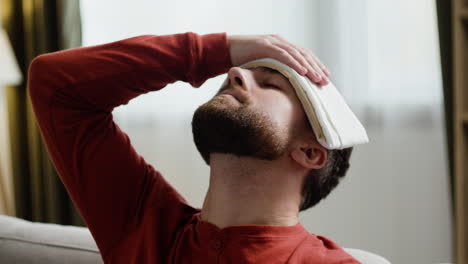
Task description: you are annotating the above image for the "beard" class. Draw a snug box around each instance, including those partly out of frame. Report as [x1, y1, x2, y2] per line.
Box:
[191, 94, 291, 165]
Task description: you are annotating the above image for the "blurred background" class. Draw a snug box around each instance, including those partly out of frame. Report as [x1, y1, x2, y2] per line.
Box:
[0, 0, 465, 263]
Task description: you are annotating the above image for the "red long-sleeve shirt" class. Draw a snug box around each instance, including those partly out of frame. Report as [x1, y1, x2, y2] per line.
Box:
[28, 32, 360, 263]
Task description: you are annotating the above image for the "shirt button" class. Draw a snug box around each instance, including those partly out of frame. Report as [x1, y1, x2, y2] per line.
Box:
[213, 240, 223, 250]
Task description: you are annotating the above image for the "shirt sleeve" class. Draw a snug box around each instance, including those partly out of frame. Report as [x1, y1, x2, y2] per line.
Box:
[27, 32, 232, 256]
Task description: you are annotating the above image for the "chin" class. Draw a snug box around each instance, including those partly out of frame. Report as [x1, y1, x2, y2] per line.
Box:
[191, 97, 291, 165]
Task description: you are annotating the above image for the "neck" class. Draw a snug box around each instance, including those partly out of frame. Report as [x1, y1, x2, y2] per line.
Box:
[200, 153, 303, 229]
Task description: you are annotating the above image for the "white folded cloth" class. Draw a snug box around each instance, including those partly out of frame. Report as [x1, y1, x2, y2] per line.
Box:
[239, 58, 369, 150]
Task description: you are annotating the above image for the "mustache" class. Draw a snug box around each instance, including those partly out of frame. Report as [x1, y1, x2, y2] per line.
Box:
[215, 83, 250, 104]
[216, 81, 231, 95]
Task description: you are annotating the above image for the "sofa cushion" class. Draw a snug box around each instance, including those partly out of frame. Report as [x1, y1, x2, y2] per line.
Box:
[344, 248, 391, 264]
[0, 214, 103, 263]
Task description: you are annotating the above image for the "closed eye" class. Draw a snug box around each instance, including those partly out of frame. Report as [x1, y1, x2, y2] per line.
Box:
[262, 83, 282, 90]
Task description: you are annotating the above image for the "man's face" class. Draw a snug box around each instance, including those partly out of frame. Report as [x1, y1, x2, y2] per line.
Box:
[192, 66, 309, 164]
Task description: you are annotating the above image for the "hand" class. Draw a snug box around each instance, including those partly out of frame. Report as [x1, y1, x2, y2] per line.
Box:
[228, 34, 330, 86]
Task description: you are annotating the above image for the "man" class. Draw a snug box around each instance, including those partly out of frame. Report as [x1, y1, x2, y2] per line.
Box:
[28, 32, 358, 263]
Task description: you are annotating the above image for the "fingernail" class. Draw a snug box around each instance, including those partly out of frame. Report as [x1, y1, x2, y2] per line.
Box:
[315, 72, 322, 81]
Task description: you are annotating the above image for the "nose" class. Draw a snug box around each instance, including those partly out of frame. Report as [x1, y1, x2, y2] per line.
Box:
[227, 67, 251, 91]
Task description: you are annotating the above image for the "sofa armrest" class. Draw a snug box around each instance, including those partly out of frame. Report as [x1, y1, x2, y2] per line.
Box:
[0, 214, 103, 264]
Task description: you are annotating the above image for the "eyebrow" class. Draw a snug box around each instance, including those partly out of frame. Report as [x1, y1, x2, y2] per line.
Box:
[256, 66, 282, 76]
[256, 66, 291, 85]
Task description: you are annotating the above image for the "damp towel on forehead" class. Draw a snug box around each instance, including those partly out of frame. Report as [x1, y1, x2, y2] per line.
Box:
[238, 58, 369, 150]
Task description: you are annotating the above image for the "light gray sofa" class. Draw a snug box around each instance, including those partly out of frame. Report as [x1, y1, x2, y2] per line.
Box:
[0, 214, 391, 263]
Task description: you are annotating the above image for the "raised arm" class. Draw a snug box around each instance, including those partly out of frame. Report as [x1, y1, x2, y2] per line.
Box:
[27, 31, 330, 259]
[28, 32, 232, 256]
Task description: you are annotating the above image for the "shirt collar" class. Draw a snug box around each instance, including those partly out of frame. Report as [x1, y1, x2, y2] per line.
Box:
[194, 212, 308, 240]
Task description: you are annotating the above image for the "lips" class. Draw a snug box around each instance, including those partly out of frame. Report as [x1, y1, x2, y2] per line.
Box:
[219, 89, 246, 103]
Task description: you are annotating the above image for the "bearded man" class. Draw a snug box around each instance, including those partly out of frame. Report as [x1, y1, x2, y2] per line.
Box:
[28, 32, 357, 263]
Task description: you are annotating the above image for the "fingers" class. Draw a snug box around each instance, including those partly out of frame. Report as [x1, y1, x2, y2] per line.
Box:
[310, 53, 330, 77]
[275, 42, 323, 83]
[298, 49, 329, 85]
[300, 50, 329, 86]
[268, 35, 330, 85]
[268, 45, 308, 76]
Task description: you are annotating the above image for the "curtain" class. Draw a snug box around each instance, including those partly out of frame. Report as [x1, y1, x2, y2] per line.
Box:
[436, 1, 465, 263]
[436, 0, 454, 212]
[0, 0, 84, 226]
[0, 87, 15, 216]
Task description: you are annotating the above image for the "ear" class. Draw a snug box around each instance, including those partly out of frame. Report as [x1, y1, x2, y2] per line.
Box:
[290, 142, 327, 170]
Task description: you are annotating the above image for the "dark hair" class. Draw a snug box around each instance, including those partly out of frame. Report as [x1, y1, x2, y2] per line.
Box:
[299, 147, 353, 211]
